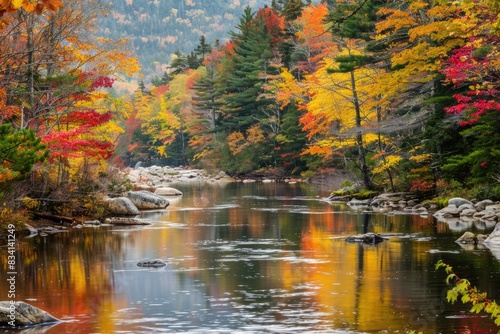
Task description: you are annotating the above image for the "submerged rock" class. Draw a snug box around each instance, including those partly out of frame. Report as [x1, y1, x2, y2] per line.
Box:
[137, 260, 167, 268]
[346, 233, 386, 244]
[154, 187, 183, 196]
[104, 217, 150, 225]
[0, 301, 59, 327]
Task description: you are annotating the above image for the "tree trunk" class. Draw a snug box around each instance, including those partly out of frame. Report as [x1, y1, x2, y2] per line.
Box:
[350, 69, 373, 189]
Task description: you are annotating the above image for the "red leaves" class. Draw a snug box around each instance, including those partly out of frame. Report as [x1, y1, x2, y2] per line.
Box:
[442, 39, 500, 126]
[42, 110, 114, 160]
[444, 91, 500, 126]
[257, 7, 284, 44]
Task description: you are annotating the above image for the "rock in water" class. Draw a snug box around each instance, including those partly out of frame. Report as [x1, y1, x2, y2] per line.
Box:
[0, 301, 59, 327]
[104, 217, 150, 225]
[447, 197, 473, 207]
[484, 223, 500, 245]
[346, 233, 387, 244]
[455, 231, 477, 244]
[137, 260, 167, 267]
[106, 197, 140, 215]
[154, 187, 183, 196]
[127, 191, 169, 210]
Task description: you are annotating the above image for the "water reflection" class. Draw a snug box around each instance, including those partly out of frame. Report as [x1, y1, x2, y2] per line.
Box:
[1, 182, 499, 333]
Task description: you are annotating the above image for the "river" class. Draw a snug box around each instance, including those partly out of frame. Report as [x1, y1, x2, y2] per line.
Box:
[1, 181, 499, 333]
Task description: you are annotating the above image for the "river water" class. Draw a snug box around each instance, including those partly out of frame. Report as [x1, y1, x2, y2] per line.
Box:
[1, 181, 500, 333]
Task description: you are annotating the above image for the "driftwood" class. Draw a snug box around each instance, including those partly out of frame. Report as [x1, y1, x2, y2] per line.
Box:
[30, 211, 74, 224]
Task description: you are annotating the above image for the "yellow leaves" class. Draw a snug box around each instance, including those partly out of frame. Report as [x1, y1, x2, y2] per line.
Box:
[410, 153, 432, 163]
[409, 0, 428, 11]
[372, 154, 402, 175]
[275, 68, 306, 109]
[227, 125, 265, 156]
[227, 131, 246, 155]
[376, 8, 416, 35]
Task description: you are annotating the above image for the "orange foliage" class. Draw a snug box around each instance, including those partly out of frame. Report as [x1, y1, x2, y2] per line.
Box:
[257, 7, 284, 44]
[0, 0, 63, 17]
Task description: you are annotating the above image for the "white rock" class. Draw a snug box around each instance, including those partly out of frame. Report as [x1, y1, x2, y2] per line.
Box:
[154, 187, 183, 196]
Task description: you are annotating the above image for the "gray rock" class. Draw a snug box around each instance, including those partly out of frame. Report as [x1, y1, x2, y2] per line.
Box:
[475, 200, 493, 211]
[460, 209, 477, 217]
[104, 217, 150, 225]
[484, 223, 500, 244]
[434, 204, 461, 217]
[154, 187, 183, 196]
[137, 259, 167, 267]
[477, 234, 489, 243]
[0, 301, 59, 327]
[346, 233, 386, 244]
[455, 231, 477, 244]
[216, 171, 230, 179]
[347, 199, 371, 206]
[106, 197, 140, 215]
[127, 191, 169, 210]
[83, 220, 101, 226]
[448, 197, 473, 207]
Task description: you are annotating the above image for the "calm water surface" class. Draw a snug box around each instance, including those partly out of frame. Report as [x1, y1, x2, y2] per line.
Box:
[1, 181, 500, 333]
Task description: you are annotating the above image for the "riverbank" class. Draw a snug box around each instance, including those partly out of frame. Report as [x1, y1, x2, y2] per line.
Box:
[4, 165, 500, 245]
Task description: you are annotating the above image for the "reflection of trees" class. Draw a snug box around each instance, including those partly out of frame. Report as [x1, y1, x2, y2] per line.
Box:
[0, 228, 128, 331]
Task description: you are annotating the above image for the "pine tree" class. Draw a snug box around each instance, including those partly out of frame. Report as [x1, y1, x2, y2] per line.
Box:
[221, 7, 279, 133]
[194, 35, 212, 59]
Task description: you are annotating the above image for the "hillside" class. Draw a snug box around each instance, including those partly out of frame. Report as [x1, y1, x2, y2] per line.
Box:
[99, 0, 271, 77]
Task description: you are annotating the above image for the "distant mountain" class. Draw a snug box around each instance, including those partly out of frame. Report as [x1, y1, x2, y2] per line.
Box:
[99, 0, 271, 77]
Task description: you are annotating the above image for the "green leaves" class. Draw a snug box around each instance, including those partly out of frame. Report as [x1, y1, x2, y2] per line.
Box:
[0, 124, 49, 184]
[437, 261, 500, 328]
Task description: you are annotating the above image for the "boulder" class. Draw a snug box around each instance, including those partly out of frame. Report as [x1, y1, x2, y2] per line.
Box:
[126, 191, 169, 210]
[484, 223, 500, 245]
[154, 187, 183, 196]
[216, 171, 230, 179]
[475, 200, 493, 211]
[460, 209, 477, 217]
[448, 197, 473, 207]
[455, 231, 477, 244]
[137, 259, 167, 268]
[106, 197, 140, 215]
[0, 301, 59, 327]
[347, 199, 371, 207]
[346, 233, 387, 244]
[104, 217, 150, 225]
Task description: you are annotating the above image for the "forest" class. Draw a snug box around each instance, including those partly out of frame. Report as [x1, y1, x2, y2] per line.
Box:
[97, 0, 274, 75]
[1, 0, 500, 225]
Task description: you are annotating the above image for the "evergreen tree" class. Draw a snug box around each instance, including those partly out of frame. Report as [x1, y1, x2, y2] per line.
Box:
[0, 124, 49, 181]
[194, 35, 212, 59]
[220, 7, 279, 133]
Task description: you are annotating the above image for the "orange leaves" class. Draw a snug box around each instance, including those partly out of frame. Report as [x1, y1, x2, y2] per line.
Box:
[227, 125, 265, 156]
[294, 3, 336, 73]
[0, 0, 63, 16]
[227, 131, 246, 155]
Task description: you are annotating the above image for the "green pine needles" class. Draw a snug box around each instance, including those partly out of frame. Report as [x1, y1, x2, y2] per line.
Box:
[436, 260, 500, 329]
